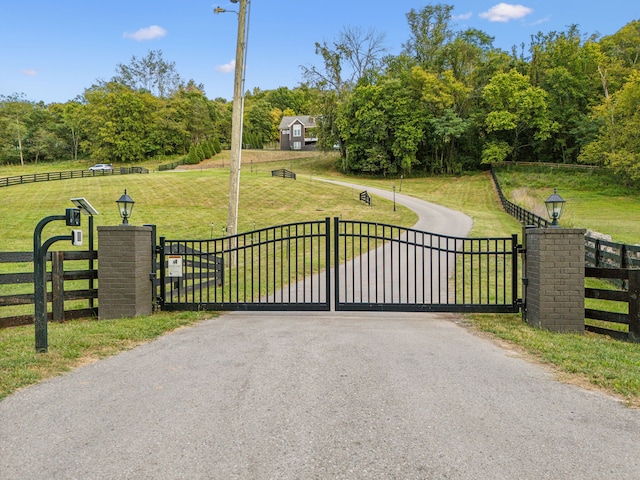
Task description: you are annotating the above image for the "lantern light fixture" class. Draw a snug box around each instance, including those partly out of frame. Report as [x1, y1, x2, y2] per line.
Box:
[544, 188, 565, 227]
[116, 189, 134, 225]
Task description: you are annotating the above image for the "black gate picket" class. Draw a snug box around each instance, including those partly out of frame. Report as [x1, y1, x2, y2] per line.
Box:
[159, 219, 331, 311]
[334, 219, 520, 313]
[158, 218, 520, 313]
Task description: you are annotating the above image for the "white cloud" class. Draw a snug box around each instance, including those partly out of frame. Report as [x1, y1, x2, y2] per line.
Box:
[479, 3, 533, 22]
[453, 12, 473, 21]
[216, 60, 235, 74]
[123, 25, 167, 41]
[21, 69, 38, 76]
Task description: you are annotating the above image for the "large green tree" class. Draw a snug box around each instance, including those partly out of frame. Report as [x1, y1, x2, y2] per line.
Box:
[482, 69, 557, 163]
[579, 71, 640, 179]
[337, 65, 472, 175]
[113, 50, 184, 99]
[0, 94, 32, 165]
[54, 101, 87, 161]
[402, 4, 454, 73]
[24, 103, 62, 163]
[83, 83, 161, 163]
[527, 26, 604, 162]
[301, 25, 387, 153]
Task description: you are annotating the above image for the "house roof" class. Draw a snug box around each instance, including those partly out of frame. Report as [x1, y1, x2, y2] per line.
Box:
[278, 115, 317, 130]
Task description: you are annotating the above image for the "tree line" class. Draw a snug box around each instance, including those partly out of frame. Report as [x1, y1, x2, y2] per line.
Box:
[307, 5, 640, 178]
[0, 50, 318, 167]
[1, 4, 639, 180]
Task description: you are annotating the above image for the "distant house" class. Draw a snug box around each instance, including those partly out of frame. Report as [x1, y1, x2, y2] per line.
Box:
[279, 115, 317, 150]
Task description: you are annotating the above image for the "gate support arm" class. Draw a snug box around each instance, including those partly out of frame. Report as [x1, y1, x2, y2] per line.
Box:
[34, 214, 72, 353]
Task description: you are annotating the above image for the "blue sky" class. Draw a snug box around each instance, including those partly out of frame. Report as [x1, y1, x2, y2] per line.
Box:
[0, 1, 635, 104]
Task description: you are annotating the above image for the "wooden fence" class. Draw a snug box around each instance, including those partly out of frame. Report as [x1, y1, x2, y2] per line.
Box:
[158, 159, 186, 171]
[0, 250, 97, 328]
[491, 161, 599, 170]
[491, 166, 640, 341]
[359, 191, 371, 206]
[585, 235, 640, 269]
[271, 169, 296, 180]
[491, 166, 640, 268]
[490, 168, 550, 227]
[585, 267, 640, 341]
[0, 167, 148, 188]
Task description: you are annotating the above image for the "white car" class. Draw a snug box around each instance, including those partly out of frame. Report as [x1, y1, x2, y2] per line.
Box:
[89, 163, 113, 171]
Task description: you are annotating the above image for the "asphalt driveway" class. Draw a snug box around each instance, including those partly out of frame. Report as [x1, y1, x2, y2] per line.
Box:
[1, 184, 639, 479]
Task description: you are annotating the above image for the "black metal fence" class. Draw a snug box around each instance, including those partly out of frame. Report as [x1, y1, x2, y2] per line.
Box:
[159, 243, 224, 303]
[0, 167, 149, 188]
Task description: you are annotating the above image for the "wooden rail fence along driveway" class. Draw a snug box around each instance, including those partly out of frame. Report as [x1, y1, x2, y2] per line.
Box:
[0, 250, 97, 328]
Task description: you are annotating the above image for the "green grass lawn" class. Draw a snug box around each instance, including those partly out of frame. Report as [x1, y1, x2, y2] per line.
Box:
[0, 311, 212, 400]
[0, 155, 415, 251]
[1, 154, 640, 406]
[493, 164, 640, 244]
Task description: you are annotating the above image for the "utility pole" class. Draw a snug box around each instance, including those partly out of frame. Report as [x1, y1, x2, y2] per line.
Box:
[227, 0, 248, 239]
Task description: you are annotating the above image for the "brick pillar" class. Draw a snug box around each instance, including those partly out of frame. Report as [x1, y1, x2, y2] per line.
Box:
[98, 226, 152, 320]
[525, 228, 585, 333]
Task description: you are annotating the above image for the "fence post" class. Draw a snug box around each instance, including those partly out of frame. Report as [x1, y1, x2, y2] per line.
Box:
[628, 270, 640, 342]
[159, 237, 166, 309]
[52, 251, 65, 322]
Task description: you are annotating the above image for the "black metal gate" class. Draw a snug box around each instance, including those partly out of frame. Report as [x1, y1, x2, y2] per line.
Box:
[159, 219, 331, 311]
[334, 219, 519, 313]
[158, 218, 520, 313]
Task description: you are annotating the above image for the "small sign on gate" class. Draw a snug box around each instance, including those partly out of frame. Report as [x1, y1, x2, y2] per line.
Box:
[168, 255, 183, 277]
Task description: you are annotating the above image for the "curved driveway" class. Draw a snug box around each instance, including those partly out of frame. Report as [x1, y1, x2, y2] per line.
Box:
[320, 179, 473, 237]
[1, 183, 639, 479]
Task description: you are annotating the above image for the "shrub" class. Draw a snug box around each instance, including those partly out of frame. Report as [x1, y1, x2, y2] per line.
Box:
[185, 146, 199, 164]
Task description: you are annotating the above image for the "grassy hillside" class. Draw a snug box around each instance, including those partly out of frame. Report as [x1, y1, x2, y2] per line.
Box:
[0, 153, 416, 251]
[493, 164, 640, 244]
[1, 153, 639, 406]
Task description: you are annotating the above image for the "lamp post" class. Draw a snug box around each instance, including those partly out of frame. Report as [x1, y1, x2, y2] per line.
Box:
[545, 188, 565, 227]
[393, 185, 396, 212]
[116, 189, 135, 225]
[215, 0, 250, 239]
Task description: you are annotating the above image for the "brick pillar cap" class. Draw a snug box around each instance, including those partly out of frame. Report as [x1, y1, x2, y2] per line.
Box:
[97, 225, 153, 232]
[527, 228, 586, 235]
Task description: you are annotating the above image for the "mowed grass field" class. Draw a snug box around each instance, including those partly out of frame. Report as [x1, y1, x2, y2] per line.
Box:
[1, 152, 639, 406]
[493, 164, 640, 244]
[0, 153, 415, 251]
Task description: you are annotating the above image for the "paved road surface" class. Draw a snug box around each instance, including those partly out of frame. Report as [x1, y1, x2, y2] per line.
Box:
[1, 184, 639, 479]
[319, 180, 473, 237]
